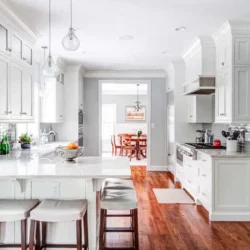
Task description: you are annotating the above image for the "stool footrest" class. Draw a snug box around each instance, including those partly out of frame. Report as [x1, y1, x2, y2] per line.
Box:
[105, 227, 134, 233]
[106, 214, 132, 217]
[41, 244, 88, 249]
[103, 247, 136, 250]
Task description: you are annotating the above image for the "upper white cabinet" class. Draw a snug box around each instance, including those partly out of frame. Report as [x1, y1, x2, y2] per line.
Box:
[234, 38, 250, 65]
[41, 80, 64, 123]
[0, 54, 34, 122]
[213, 21, 250, 123]
[0, 3, 37, 122]
[188, 95, 213, 123]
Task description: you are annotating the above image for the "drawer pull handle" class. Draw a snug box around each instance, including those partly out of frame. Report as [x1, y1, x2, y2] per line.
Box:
[188, 180, 192, 184]
[202, 159, 206, 162]
[188, 165, 192, 168]
[202, 174, 207, 177]
[202, 192, 206, 197]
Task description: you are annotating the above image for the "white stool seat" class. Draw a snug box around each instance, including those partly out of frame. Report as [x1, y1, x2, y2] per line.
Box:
[102, 178, 134, 190]
[101, 189, 138, 210]
[30, 199, 87, 222]
[0, 199, 39, 222]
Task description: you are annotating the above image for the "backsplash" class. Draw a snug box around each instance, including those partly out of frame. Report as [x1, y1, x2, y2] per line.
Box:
[0, 124, 16, 148]
[202, 123, 230, 143]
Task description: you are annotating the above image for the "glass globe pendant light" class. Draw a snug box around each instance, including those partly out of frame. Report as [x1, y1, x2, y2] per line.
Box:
[62, 0, 80, 51]
[42, 0, 59, 78]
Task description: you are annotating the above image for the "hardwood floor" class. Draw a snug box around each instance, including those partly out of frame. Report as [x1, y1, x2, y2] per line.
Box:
[105, 166, 250, 250]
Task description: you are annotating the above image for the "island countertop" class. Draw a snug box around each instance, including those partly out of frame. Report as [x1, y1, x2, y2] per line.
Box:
[0, 149, 131, 179]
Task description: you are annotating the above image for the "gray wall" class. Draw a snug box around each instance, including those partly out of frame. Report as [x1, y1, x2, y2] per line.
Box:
[102, 94, 147, 124]
[83, 78, 167, 167]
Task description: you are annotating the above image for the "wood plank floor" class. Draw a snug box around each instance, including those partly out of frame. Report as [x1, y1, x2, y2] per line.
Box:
[105, 166, 250, 250]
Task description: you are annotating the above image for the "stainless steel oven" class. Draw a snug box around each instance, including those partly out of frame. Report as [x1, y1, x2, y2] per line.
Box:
[176, 145, 184, 166]
[176, 144, 195, 166]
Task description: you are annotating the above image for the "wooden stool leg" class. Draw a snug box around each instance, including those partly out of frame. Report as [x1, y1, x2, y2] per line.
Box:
[29, 220, 35, 250]
[21, 219, 27, 250]
[83, 211, 89, 250]
[35, 221, 40, 250]
[42, 222, 47, 250]
[133, 209, 139, 250]
[76, 220, 82, 250]
[99, 209, 105, 250]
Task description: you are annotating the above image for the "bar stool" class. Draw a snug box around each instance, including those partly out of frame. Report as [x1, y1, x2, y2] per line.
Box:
[29, 199, 89, 250]
[0, 199, 39, 250]
[99, 188, 139, 250]
[102, 178, 134, 190]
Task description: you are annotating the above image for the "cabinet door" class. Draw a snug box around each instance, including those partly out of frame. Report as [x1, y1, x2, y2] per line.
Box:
[22, 71, 33, 120]
[0, 55, 10, 119]
[234, 38, 250, 65]
[234, 67, 250, 122]
[188, 96, 196, 122]
[0, 22, 11, 56]
[215, 68, 231, 122]
[56, 83, 64, 122]
[10, 64, 22, 119]
[23, 44, 32, 65]
[217, 38, 230, 71]
[12, 34, 22, 61]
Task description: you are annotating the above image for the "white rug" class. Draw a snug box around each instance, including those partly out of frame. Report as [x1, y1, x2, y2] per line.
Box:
[153, 188, 195, 204]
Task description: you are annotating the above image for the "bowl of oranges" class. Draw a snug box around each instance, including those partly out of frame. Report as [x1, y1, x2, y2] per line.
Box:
[56, 142, 84, 162]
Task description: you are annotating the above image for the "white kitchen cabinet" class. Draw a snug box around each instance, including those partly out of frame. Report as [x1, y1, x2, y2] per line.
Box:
[10, 63, 22, 120]
[214, 159, 250, 212]
[234, 38, 250, 65]
[234, 67, 250, 122]
[188, 95, 213, 123]
[0, 54, 10, 120]
[22, 71, 33, 119]
[41, 80, 64, 123]
[56, 82, 64, 121]
[215, 67, 232, 123]
[214, 21, 250, 124]
[0, 21, 11, 56]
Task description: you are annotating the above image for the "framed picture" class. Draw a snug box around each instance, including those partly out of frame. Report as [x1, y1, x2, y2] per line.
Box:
[125, 106, 146, 121]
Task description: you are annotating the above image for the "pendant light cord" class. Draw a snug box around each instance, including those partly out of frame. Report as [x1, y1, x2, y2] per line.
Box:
[49, 0, 51, 56]
[70, 0, 73, 28]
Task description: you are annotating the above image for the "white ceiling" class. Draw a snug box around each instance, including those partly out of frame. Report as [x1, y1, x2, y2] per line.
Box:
[102, 83, 147, 95]
[6, 0, 250, 70]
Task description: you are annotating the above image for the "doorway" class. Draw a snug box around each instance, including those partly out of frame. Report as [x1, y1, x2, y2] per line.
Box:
[99, 80, 151, 168]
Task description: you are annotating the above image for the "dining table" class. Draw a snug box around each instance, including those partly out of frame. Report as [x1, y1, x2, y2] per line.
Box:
[118, 134, 147, 160]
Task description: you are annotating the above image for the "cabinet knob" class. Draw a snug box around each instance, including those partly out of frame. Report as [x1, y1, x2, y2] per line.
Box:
[202, 192, 206, 197]
[202, 173, 207, 177]
[221, 62, 225, 66]
[22, 112, 27, 115]
[60, 115, 63, 117]
[5, 111, 12, 114]
[220, 113, 225, 116]
[7, 48, 12, 52]
[22, 57, 26, 61]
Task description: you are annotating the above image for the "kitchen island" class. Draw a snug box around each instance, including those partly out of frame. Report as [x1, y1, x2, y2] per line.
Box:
[0, 149, 131, 250]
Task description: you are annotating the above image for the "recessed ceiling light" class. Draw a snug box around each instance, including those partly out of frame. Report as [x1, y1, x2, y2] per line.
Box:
[175, 26, 186, 32]
[153, 65, 159, 68]
[161, 50, 169, 54]
[119, 35, 134, 41]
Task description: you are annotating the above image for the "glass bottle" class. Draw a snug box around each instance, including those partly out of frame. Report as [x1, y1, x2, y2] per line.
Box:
[1, 136, 9, 155]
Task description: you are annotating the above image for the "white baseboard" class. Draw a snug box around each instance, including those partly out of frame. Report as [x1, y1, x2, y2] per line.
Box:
[147, 165, 167, 171]
[209, 211, 250, 221]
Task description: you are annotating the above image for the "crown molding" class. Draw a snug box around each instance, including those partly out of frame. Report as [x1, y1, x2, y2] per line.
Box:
[0, 1, 40, 44]
[84, 70, 166, 78]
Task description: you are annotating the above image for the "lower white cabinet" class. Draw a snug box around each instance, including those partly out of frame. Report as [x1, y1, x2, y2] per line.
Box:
[187, 95, 213, 123]
[41, 80, 64, 123]
[0, 54, 34, 122]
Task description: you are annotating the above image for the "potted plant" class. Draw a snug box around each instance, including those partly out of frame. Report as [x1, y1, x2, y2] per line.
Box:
[19, 133, 31, 149]
[137, 129, 142, 138]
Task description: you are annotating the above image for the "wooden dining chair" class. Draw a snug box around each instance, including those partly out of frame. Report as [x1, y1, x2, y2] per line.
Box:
[139, 138, 147, 158]
[122, 136, 136, 161]
[112, 135, 123, 156]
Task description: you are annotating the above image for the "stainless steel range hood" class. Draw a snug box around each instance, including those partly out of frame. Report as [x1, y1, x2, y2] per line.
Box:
[183, 75, 215, 95]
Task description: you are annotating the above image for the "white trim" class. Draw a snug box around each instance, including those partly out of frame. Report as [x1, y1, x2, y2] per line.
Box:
[209, 211, 250, 221]
[147, 166, 167, 171]
[84, 70, 166, 78]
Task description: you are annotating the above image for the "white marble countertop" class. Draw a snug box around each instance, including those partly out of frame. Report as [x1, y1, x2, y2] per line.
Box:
[196, 149, 250, 158]
[0, 143, 131, 179]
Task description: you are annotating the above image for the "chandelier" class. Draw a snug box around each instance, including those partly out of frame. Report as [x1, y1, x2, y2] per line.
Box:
[134, 84, 143, 112]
